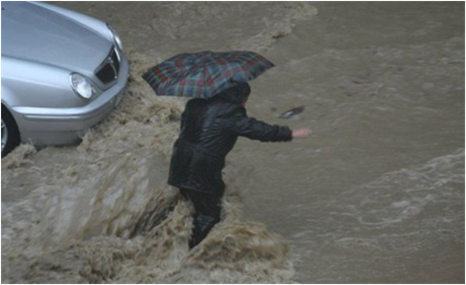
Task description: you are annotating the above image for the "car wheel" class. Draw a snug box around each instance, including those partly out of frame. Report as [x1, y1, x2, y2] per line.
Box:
[2, 105, 20, 158]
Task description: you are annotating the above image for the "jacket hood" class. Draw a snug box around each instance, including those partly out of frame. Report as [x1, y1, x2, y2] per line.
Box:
[214, 82, 251, 104]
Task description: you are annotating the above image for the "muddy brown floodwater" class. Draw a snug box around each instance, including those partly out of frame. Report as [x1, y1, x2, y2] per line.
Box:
[2, 2, 464, 283]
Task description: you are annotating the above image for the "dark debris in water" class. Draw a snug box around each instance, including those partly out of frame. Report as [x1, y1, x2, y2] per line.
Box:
[278, 105, 305, 119]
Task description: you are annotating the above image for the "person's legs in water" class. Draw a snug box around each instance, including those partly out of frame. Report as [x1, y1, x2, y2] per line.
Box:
[180, 188, 222, 249]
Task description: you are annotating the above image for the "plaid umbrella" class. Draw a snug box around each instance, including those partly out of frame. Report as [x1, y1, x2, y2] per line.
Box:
[142, 51, 274, 99]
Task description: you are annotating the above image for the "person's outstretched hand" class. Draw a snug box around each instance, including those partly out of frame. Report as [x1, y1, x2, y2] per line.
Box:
[292, 128, 311, 138]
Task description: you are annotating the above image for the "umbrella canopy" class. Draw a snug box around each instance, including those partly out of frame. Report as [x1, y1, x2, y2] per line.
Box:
[142, 51, 274, 99]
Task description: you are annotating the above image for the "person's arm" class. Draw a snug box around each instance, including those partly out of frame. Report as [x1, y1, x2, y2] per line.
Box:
[222, 107, 293, 142]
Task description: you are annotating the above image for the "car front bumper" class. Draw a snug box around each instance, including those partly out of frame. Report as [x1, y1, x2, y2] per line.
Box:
[12, 55, 129, 146]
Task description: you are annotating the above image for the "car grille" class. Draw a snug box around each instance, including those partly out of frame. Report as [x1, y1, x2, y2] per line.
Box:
[95, 48, 120, 85]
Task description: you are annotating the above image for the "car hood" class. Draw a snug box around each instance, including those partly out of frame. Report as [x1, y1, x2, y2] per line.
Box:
[1, 2, 112, 73]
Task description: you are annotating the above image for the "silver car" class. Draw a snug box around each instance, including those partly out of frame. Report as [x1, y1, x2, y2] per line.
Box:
[1, 1, 129, 157]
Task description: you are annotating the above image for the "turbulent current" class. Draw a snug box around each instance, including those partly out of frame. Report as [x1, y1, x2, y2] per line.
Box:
[2, 2, 464, 283]
[1, 54, 295, 283]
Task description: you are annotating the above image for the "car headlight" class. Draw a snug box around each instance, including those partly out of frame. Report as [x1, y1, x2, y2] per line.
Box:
[107, 23, 123, 50]
[70, 73, 96, 99]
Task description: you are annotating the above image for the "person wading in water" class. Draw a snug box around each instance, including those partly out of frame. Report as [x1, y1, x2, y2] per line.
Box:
[168, 82, 311, 249]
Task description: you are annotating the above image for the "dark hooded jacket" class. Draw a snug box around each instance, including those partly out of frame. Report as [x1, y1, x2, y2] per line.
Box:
[168, 83, 292, 195]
